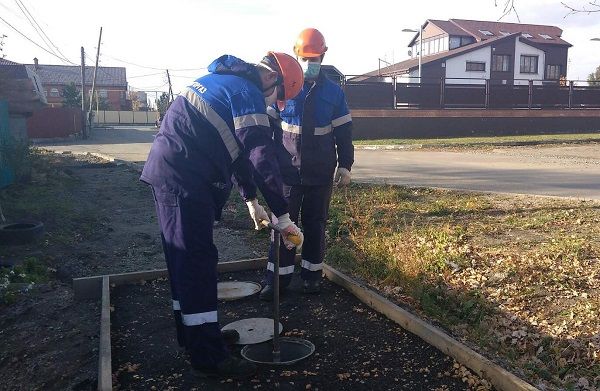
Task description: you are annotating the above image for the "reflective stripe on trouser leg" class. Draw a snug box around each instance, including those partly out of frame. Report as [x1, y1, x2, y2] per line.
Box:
[153, 188, 228, 368]
[300, 183, 333, 281]
[265, 184, 302, 286]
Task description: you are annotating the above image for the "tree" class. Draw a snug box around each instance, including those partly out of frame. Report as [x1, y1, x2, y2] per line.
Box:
[62, 83, 81, 108]
[588, 66, 600, 86]
[128, 90, 141, 111]
[156, 92, 170, 116]
[497, 0, 600, 18]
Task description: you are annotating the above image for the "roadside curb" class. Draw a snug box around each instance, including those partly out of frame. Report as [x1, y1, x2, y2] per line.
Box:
[354, 138, 600, 150]
[42, 149, 144, 173]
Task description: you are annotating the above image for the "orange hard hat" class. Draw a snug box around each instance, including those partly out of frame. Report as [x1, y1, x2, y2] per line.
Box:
[294, 28, 328, 58]
[267, 51, 304, 110]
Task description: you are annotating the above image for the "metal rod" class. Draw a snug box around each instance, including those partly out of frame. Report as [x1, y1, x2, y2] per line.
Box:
[272, 229, 281, 362]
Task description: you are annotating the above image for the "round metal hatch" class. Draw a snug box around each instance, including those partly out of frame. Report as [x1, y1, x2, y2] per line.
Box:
[217, 281, 261, 301]
[221, 318, 283, 345]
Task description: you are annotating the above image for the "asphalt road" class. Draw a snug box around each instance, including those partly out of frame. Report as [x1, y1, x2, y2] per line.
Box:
[41, 126, 600, 200]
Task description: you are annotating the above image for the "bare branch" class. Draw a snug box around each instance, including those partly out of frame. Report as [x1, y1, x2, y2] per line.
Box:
[496, 0, 521, 21]
[561, 0, 600, 16]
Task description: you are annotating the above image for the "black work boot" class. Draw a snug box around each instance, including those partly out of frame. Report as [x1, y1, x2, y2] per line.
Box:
[191, 356, 257, 379]
[259, 284, 287, 302]
[302, 279, 321, 294]
[221, 329, 240, 345]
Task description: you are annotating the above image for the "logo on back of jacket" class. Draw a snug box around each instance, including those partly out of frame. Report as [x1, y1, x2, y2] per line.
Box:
[191, 82, 207, 94]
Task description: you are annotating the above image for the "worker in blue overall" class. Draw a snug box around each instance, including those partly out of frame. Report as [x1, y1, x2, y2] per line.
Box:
[260, 28, 354, 300]
[140, 52, 305, 379]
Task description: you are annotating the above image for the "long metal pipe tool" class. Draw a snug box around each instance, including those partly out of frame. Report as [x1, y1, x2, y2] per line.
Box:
[241, 220, 314, 365]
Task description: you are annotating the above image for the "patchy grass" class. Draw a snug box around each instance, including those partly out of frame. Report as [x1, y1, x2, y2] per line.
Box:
[353, 132, 600, 148]
[325, 183, 600, 390]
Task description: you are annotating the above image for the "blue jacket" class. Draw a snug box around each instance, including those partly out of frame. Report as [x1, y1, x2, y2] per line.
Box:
[141, 55, 288, 218]
[268, 72, 354, 186]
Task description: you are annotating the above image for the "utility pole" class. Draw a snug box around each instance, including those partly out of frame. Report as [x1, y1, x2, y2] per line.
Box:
[88, 26, 103, 136]
[80, 46, 86, 137]
[166, 69, 174, 102]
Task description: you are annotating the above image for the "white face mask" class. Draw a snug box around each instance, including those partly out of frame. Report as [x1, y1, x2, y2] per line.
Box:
[264, 86, 278, 107]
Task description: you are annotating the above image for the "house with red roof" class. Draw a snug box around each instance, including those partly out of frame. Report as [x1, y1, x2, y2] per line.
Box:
[363, 19, 572, 85]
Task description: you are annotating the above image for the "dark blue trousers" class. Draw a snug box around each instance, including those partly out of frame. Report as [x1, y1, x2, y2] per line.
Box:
[265, 183, 333, 286]
[152, 187, 229, 369]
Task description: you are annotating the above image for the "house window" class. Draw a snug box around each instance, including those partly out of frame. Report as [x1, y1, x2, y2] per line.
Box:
[479, 30, 494, 36]
[522, 33, 533, 38]
[492, 55, 511, 72]
[539, 34, 553, 40]
[520, 55, 538, 74]
[50, 88, 59, 97]
[466, 61, 486, 72]
[546, 64, 561, 80]
[99, 90, 108, 98]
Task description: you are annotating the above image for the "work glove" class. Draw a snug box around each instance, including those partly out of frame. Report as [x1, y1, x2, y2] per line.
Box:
[334, 167, 351, 187]
[246, 199, 269, 230]
[275, 213, 304, 250]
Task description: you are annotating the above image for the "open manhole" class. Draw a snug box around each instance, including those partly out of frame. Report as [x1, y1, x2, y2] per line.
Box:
[241, 337, 315, 365]
[217, 281, 261, 301]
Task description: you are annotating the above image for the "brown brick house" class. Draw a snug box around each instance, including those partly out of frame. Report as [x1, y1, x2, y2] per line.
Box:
[27, 58, 129, 110]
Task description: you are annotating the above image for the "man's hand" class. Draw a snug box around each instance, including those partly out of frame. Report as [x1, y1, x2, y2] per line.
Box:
[246, 199, 269, 230]
[334, 167, 351, 187]
[275, 213, 304, 250]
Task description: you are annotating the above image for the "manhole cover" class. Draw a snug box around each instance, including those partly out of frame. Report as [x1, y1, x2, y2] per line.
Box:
[217, 281, 261, 301]
[221, 318, 283, 345]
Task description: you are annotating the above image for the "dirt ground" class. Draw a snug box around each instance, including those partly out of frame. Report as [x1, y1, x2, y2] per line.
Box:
[0, 153, 266, 391]
[111, 270, 488, 391]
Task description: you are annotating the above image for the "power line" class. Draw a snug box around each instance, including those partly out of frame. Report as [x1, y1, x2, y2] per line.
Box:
[14, 0, 59, 59]
[128, 71, 164, 78]
[102, 53, 206, 72]
[0, 14, 76, 64]
[15, 0, 73, 63]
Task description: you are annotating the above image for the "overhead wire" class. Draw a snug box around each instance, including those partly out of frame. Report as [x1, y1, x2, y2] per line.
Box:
[102, 53, 206, 72]
[13, 0, 59, 59]
[15, 0, 73, 64]
[0, 14, 76, 64]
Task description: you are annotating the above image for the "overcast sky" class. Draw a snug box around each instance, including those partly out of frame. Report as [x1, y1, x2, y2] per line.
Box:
[1, 0, 599, 95]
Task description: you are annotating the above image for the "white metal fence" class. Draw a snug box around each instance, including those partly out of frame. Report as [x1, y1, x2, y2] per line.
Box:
[94, 110, 159, 125]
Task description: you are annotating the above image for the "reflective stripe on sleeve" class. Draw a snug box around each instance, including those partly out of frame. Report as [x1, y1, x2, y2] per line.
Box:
[281, 122, 332, 135]
[182, 89, 240, 161]
[182, 310, 218, 326]
[301, 259, 323, 271]
[314, 125, 332, 135]
[233, 113, 270, 130]
[281, 121, 301, 134]
[332, 113, 352, 128]
[267, 262, 295, 275]
[266, 106, 280, 119]
[172, 300, 181, 311]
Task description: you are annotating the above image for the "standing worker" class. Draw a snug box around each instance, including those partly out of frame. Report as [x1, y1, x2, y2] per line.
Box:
[260, 28, 354, 300]
[140, 52, 305, 379]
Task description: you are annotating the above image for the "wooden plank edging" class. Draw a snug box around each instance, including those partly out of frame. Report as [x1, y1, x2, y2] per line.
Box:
[322, 264, 539, 391]
[73, 258, 272, 300]
[98, 276, 112, 391]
